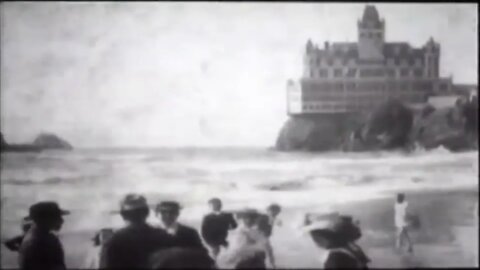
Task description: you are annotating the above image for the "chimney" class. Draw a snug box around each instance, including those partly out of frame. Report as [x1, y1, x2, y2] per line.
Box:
[324, 41, 329, 50]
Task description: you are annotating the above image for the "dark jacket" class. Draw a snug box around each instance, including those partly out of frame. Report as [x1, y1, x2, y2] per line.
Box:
[18, 226, 66, 270]
[201, 212, 237, 246]
[99, 223, 172, 269]
[163, 224, 206, 252]
[324, 243, 370, 269]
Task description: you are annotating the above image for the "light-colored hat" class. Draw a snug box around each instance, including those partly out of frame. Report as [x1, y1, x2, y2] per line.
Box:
[234, 208, 260, 218]
[301, 210, 340, 235]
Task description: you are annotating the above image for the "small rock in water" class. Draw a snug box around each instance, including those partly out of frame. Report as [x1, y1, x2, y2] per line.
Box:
[412, 177, 423, 183]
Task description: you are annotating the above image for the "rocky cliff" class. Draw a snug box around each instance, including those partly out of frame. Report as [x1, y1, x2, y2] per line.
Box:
[276, 98, 478, 153]
[32, 133, 73, 150]
[0, 132, 73, 152]
[276, 113, 365, 152]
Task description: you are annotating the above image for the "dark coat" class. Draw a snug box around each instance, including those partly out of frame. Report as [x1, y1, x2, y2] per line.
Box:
[99, 223, 172, 269]
[165, 224, 207, 252]
[201, 212, 237, 247]
[324, 243, 370, 269]
[18, 226, 66, 270]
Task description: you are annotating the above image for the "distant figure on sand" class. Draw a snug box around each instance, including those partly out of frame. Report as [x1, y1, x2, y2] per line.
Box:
[256, 204, 282, 238]
[155, 201, 207, 252]
[394, 193, 414, 254]
[303, 211, 370, 269]
[217, 208, 275, 269]
[18, 202, 70, 270]
[201, 198, 237, 259]
[99, 194, 172, 269]
[4, 216, 32, 252]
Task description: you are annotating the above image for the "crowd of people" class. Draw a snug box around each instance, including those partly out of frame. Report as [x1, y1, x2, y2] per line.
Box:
[4, 192, 423, 269]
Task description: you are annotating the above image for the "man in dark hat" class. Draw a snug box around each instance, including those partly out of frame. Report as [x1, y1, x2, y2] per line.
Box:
[302, 212, 370, 269]
[99, 194, 172, 269]
[201, 198, 237, 259]
[18, 201, 70, 270]
[155, 201, 206, 252]
[4, 216, 32, 252]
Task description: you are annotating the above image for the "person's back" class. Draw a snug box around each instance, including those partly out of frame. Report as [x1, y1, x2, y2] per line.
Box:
[324, 246, 368, 269]
[201, 212, 237, 246]
[19, 225, 66, 270]
[100, 223, 171, 268]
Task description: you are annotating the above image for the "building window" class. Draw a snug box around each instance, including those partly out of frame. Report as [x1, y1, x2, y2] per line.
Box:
[327, 59, 333, 66]
[400, 69, 409, 77]
[394, 58, 400, 65]
[319, 69, 328, 78]
[415, 58, 422, 66]
[346, 68, 356, 77]
[413, 69, 423, 77]
[316, 57, 321, 66]
[346, 82, 355, 90]
[408, 58, 415, 66]
[386, 69, 395, 77]
[334, 69, 342, 77]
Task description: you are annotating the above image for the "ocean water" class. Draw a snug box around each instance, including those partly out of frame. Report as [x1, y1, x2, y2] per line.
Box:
[1, 147, 478, 240]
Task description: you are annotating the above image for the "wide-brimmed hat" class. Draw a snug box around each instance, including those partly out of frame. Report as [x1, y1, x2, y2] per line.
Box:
[234, 208, 260, 219]
[155, 201, 182, 213]
[120, 194, 149, 212]
[302, 212, 361, 242]
[29, 201, 70, 221]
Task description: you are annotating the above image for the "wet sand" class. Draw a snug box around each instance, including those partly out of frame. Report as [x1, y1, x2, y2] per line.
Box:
[2, 187, 478, 268]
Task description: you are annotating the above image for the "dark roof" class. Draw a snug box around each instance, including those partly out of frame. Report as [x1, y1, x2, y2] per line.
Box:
[383, 43, 425, 62]
[362, 5, 380, 23]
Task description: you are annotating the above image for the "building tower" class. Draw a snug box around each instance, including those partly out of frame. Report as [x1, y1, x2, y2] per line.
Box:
[357, 5, 385, 61]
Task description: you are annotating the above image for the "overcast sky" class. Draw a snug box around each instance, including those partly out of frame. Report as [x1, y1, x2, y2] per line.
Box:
[1, 3, 477, 147]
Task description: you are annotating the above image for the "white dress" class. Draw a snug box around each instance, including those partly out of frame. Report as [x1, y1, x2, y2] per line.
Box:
[394, 201, 408, 228]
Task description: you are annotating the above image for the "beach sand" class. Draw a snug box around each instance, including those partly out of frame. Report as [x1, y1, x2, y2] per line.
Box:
[2, 187, 478, 268]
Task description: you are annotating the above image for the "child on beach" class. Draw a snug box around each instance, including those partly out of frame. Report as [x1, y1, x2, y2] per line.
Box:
[394, 193, 414, 254]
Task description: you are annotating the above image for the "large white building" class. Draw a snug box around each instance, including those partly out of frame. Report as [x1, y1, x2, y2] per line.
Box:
[287, 5, 456, 115]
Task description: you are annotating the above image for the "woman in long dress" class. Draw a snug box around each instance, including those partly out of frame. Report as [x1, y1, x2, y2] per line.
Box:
[216, 208, 275, 269]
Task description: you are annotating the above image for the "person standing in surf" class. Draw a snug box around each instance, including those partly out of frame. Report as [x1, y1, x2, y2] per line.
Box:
[394, 193, 414, 254]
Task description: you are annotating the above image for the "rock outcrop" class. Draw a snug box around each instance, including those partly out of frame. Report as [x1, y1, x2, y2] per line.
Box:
[0, 132, 73, 152]
[276, 113, 364, 152]
[413, 98, 478, 151]
[32, 133, 73, 150]
[276, 97, 478, 153]
[342, 99, 414, 151]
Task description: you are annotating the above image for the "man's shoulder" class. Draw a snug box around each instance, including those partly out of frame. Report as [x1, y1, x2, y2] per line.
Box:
[178, 224, 197, 233]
